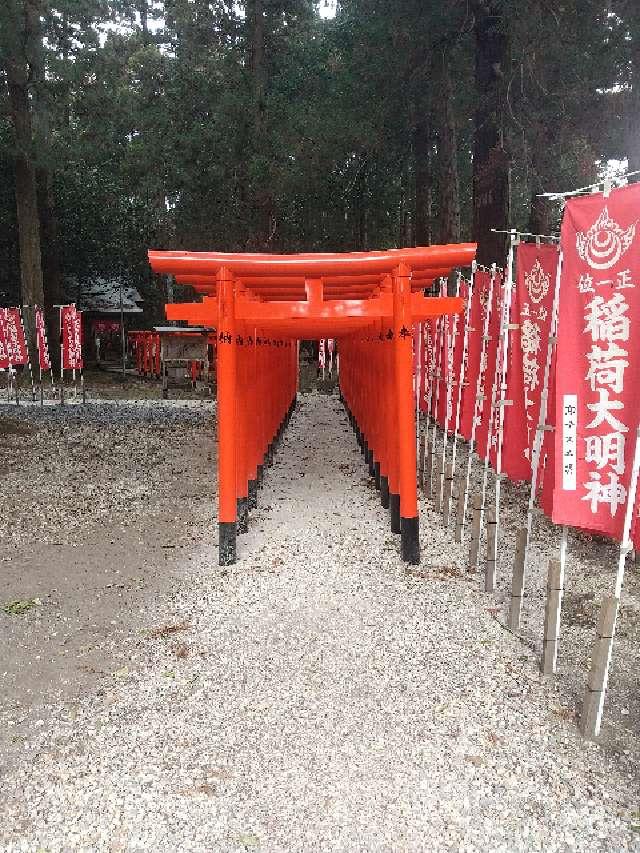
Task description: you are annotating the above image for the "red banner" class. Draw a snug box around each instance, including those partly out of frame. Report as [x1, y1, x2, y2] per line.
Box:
[501, 244, 560, 481]
[553, 183, 640, 541]
[419, 318, 436, 414]
[450, 279, 469, 434]
[92, 320, 120, 335]
[0, 308, 29, 367]
[435, 312, 452, 428]
[476, 271, 503, 459]
[539, 352, 557, 518]
[61, 305, 83, 370]
[459, 270, 493, 440]
[0, 314, 7, 370]
[35, 306, 51, 370]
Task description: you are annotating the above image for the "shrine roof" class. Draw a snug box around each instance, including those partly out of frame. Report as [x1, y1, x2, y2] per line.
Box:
[149, 244, 476, 301]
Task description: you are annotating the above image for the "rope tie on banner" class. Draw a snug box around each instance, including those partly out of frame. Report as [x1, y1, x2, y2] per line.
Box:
[491, 228, 560, 243]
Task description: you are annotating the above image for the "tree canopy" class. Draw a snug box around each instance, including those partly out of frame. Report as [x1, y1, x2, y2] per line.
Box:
[0, 0, 636, 314]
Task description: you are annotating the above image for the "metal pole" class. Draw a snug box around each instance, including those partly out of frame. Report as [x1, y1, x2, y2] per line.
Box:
[120, 278, 126, 377]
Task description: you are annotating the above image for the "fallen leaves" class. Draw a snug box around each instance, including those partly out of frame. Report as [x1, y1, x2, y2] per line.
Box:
[403, 565, 463, 581]
[148, 621, 191, 639]
[180, 783, 216, 797]
[175, 643, 190, 659]
[3, 597, 40, 616]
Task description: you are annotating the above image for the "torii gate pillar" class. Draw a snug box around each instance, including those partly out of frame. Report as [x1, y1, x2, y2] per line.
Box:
[393, 263, 420, 564]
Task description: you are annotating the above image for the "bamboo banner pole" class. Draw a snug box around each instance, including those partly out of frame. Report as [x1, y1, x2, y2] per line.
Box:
[581, 427, 640, 739]
[437, 272, 462, 513]
[19, 305, 37, 403]
[509, 249, 564, 630]
[449, 265, 475, 495]
[80, 308, 86, 404]
[427, 279, 446, 498]
[478, 272, 507, 550]
[59, 306, 65, 406]
[484, 234, 517, 591]
[1, 308, 16, 404]
[422, 318, 437, 492]
[457, 264, 497, 545]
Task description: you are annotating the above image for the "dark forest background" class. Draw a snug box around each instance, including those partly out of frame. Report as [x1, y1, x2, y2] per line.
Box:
[1, 0, 638, 321]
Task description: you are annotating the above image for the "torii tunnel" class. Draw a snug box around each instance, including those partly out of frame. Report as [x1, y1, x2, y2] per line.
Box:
[148, 244, 476, 566]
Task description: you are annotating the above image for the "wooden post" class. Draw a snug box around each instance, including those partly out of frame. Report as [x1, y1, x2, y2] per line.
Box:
[455, 471, 467, 542]
[418, 429, 426, 489]
[581, 596, 618, 738]
[443, 463, 454, 528]
[509, 528, 528, 630]
[424, 439, 433, 496]
[435, 462, 445, 513]
[469, 492, 483, 570]
[485, 509, 497, 592]
[541, 558, 564, 675]
[581, 426, 640, 738]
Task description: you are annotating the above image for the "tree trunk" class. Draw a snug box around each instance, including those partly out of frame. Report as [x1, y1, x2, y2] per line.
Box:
[438, 54, 461, 247]
[37, 167, 63, 308]
[413, 114, 433, 247]
[471, 0, 510, 267]
[437, 53, 462, 295]
[139, 0, 150, 43]
[7, 73, 45, 315]
[245, 0, 272, 249]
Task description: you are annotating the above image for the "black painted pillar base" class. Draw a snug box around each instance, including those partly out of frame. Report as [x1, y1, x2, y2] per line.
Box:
[368, 451, 375, 478]
[219, 521, 236, 566]
[374, 461, 381, 491]
[248, 479, 258, 510]
[237, 497, 249, 534]
[257, 464, 264, 486]
[390, 493, 401, 534]
[401, 516, 420, 564]
[380, 475, 390, 509]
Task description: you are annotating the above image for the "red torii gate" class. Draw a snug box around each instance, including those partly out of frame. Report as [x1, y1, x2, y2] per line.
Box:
[149, 244, 476, 565]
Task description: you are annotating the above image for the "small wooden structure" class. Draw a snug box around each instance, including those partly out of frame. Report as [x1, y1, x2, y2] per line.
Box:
[155, 326, 213, 398]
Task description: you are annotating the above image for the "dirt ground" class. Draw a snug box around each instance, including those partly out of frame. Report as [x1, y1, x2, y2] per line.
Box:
[0, 358, 333, 762]
[0, 392, 216, 764]
[1, 383, 639, 851]
[1, 366, 639, 851]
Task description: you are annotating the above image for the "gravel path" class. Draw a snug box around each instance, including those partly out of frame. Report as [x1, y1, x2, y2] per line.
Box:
[1, 392, 639, 851]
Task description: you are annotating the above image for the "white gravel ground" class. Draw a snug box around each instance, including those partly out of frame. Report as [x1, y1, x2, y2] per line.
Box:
[1, 391, 639, 851]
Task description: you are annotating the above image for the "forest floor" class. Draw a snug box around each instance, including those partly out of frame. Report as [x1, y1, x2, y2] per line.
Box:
[0, 373, 639, 851]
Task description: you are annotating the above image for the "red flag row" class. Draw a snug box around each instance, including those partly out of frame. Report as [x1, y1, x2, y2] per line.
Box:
[419, 180, 640, 550]
[0, 305, 83, 373]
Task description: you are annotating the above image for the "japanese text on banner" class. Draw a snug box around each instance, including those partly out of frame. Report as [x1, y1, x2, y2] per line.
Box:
[61, 305, 84, 371]
[553, 184, 640, 538]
